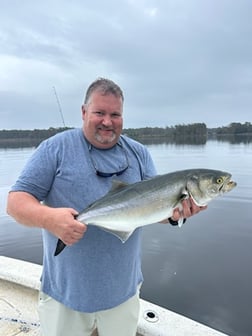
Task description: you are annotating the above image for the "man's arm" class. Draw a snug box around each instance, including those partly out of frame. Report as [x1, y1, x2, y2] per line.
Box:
[7, 191, 87, 246]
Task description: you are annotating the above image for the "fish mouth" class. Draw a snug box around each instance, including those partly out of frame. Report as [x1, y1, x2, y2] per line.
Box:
[219, 177, 237, 192]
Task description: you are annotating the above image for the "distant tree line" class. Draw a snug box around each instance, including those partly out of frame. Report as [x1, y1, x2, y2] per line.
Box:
[208, 122, 252, 144]
[124, 123, 207, 144]
[0, 122, 251, 148]
[214, 122, 252, 135]
[0, 127, 71, 147]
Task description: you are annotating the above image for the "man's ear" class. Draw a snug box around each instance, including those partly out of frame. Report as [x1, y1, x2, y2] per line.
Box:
[81, 104, 86, 120]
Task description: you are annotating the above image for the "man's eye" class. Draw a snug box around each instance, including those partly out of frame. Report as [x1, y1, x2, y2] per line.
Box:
[111, 113, 121, 118]
[95, 111, 104, 116]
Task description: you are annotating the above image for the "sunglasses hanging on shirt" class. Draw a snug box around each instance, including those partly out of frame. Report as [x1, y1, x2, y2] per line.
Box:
[88, 142, 129, 177]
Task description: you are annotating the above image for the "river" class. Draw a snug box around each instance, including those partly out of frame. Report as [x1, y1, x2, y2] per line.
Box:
[0, 139, 251, 336]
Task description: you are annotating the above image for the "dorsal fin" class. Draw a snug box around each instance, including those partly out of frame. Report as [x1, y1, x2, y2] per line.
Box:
[80, 180, 129, 214]
[107, 180, 129, 195]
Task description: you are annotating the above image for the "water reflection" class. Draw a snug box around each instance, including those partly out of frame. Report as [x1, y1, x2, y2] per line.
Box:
[138, 134, 252, 146]
[215, 134, 252, 144]
[138, 135, 207, 145]
[141, 200, 252, 336]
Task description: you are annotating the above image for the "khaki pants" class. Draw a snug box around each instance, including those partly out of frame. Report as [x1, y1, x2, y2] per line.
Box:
[38, 290, 140, 336]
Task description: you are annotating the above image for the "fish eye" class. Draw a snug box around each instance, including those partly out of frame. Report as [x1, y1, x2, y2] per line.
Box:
[216, 177, 223, 184]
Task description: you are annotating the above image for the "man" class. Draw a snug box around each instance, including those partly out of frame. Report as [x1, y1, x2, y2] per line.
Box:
[7, 78, 204, 336]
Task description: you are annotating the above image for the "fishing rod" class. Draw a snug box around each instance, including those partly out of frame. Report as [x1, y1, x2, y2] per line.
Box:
[52, 86, 66, 127]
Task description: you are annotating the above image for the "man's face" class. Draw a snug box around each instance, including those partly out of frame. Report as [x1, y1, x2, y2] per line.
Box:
[82, 91, 123, 148]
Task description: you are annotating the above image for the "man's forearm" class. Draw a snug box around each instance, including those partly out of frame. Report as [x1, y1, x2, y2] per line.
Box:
[6, 191, 49, 229]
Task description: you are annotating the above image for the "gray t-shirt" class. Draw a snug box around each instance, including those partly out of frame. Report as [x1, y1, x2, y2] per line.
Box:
[11, 128, 156, 312]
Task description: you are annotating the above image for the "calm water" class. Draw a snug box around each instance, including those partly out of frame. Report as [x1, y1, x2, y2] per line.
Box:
[0, 141, 251, 336]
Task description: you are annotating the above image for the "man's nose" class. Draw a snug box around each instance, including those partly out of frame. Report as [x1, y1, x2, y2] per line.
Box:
[102, 115, 113, 126]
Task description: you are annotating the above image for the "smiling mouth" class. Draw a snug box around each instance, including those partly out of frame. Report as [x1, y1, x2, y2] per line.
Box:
[98, 128, 114, 132]
[99, 130, 116, 138]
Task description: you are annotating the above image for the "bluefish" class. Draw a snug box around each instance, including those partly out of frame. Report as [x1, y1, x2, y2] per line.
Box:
[55, 168, 236, 256]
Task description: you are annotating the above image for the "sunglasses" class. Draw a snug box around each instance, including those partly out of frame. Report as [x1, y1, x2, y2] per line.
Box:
[89, 143, 129, 177]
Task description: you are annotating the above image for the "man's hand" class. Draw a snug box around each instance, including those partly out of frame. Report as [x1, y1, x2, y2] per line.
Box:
[170, 197, 207, 222]
[43, 208, 87, 246]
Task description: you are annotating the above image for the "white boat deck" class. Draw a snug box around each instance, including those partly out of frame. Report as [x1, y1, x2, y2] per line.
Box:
[0, 256, 228, 336]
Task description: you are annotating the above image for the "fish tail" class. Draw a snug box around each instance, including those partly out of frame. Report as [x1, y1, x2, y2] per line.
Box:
[54, 239, 66, 256]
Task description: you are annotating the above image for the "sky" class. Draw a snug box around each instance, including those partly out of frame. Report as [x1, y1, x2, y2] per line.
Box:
[0, 0, 251, 130]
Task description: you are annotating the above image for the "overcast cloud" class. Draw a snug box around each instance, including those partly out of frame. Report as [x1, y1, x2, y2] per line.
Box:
[0, 0, 251, 129]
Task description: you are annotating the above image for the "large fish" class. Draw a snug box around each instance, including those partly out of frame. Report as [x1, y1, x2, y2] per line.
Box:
[54, 168, 236, 256]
